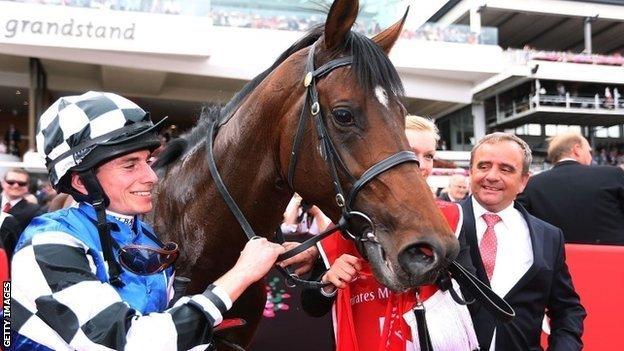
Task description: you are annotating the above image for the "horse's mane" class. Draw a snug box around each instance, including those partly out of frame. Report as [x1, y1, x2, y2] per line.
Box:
[153, 24, 404, 169]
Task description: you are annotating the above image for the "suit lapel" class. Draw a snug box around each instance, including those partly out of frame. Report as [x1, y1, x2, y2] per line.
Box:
[9, 198, 25, 212]
[503, 203, 546, 299]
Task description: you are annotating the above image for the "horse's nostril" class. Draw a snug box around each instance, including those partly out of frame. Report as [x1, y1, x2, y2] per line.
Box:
[410, 244, 435, 264]
[398, 243, 439, 277]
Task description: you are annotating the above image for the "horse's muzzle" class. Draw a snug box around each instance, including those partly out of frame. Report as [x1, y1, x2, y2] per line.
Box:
[397, 239, 458, 280]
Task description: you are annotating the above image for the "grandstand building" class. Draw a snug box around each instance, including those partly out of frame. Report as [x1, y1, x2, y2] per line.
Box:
[0, 0, 623, 168]
[428, 0, 624, 163]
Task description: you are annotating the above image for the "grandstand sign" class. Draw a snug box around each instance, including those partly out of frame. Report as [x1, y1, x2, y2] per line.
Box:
[0, 1, 212, 56]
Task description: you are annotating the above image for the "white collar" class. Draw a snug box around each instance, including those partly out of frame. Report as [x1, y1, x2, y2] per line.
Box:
[105, 210, 135, 228]
[1, 194, 22, 207]
[471, 196, 516, 225]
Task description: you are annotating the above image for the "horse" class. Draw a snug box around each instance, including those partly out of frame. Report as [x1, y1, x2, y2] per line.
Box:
[151, 0, 460, 348]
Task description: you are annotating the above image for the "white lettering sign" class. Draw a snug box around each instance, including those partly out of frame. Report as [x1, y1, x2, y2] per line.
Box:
[0, 1, 212, 56]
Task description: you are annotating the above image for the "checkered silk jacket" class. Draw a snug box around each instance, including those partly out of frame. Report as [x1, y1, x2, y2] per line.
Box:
[10, 203, 225, 350]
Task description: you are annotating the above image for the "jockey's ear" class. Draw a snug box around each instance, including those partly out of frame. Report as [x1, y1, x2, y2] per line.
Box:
[70, 172, 88, 195]
[324, 0, 359, 51]
[371, 7, 409, 55]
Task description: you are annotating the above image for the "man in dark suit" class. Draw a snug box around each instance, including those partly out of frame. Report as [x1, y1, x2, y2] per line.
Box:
[1, 168, 43, 253]
[460, 132, 585, 350]
[517, 131, 624, 244]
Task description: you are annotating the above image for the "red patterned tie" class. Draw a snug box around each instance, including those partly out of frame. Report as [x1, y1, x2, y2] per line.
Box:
[480, 213, 501, 281]
[2, 202, 11, 213]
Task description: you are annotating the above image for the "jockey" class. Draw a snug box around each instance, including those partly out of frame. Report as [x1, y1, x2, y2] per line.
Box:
[10, 91, 285, 350]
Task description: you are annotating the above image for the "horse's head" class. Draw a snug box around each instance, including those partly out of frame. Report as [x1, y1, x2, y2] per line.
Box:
[277, 0, 459, 291]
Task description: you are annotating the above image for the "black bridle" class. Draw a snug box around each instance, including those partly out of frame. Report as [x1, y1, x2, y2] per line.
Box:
[205, 42, 418, 289]
[204, 41, 515, 332]
[284, 41, 420, 259]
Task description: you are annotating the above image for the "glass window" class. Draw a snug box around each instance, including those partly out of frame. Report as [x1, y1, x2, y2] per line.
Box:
[593, 126, 617, 138]
[569, 125, 582, 133]
[528, 124, 541, 136]
[608, 125, 620, 138]
[545, 124, 557, 136]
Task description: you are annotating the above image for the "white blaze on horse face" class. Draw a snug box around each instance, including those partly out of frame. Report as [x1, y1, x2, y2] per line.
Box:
[375, 86, 389, 109]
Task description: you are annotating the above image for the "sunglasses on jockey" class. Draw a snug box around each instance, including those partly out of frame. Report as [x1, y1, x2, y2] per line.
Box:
[116, 241, 179, 276]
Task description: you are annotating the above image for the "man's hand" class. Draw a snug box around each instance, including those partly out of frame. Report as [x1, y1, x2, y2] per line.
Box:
[278, 242, 319, 276]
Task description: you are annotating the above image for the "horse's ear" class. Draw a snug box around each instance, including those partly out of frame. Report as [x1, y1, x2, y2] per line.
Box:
[372, 6, 409, 54]
[324, 0, 359, 50]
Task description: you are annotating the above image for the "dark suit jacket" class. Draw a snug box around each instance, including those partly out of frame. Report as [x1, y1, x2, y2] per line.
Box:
[517, 160, 624, 244]
[459, 197, 586, 351]
[3, 196, 43, 234]
[0, 212, 20, 260]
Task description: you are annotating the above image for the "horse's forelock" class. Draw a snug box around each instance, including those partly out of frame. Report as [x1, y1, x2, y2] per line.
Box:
[347, 31, 404, 99]
[182, 23, 403, 153]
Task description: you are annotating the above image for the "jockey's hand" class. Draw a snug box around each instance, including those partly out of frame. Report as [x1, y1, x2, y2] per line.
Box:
[278, 242, 319, 276]
[238, 237, 286, 283]
[321, 254, 362, 293]
[213, 237, 285, 303]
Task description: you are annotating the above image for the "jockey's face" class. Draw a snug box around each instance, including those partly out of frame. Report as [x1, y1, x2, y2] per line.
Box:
[96, 150, 158, 215]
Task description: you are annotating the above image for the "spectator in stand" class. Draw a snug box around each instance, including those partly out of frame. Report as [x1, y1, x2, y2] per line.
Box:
[517, 131, 624, 245]
[5, 124, 21, 156]
[460, 132, 585, 350]
[594, 148, 607, 165]
[0, 140, 7, 154]
[439, 174, 469, 202]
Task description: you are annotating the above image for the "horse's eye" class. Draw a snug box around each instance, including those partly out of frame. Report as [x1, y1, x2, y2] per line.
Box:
[332, 108, 354, 125]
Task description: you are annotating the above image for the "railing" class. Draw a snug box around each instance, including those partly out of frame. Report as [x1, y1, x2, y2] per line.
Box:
[406, 23, 498, 45]
[492, 93, 624, 122]
[506, 48, 624, 67]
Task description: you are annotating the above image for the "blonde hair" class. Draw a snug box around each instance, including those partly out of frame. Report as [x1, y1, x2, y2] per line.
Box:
[547, 131, 586, 163]
[405, 115, 440, 141]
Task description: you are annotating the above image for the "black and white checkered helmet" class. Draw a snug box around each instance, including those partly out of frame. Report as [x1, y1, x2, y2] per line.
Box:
[37, 91, 165, 190]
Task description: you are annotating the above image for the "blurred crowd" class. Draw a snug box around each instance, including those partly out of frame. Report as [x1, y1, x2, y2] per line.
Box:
[11, 0, 184, 14]
[9, 0, 496, 45]
[0, 124, 22, 157]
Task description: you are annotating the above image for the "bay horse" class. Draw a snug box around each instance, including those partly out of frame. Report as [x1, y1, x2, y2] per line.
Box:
[151, 0, 459, 348]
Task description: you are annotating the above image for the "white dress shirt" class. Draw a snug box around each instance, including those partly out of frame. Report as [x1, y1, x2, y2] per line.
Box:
[472, 197, 533, 350]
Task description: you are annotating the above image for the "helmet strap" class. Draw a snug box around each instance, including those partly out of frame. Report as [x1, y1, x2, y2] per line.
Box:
[77, 170, 124, 287]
